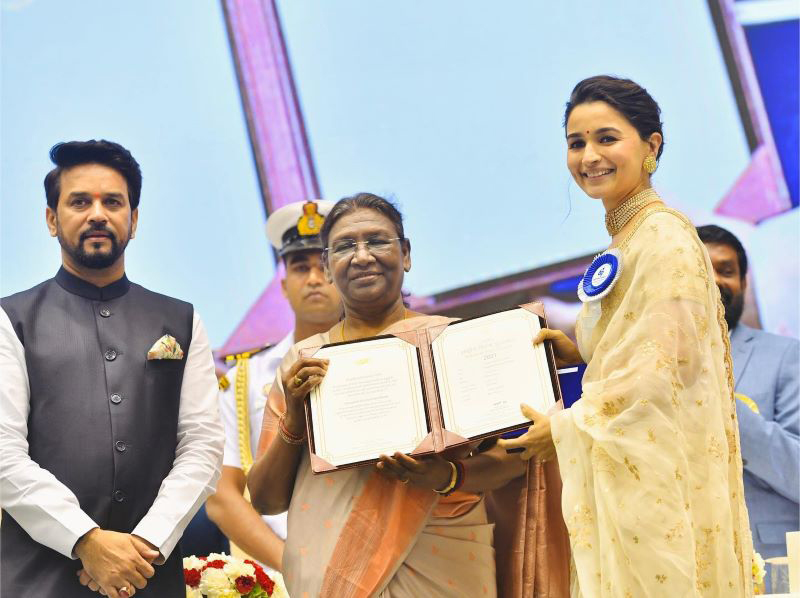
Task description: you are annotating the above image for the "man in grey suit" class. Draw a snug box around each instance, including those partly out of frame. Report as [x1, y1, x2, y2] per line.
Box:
[698, 224, 799, 561]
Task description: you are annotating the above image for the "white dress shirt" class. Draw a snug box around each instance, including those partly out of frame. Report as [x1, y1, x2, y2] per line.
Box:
[0, 308, 224, 562]
[218, 332, 294, 541]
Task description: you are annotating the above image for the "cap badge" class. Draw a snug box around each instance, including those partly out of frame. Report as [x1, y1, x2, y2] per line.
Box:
[297, 201, 324, 236]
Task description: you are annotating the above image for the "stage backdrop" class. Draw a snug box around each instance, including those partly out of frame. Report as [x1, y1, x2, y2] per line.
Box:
[1, 0, 269, 347]
[2, 0, 797, 346]
[273, 0, 797, 337]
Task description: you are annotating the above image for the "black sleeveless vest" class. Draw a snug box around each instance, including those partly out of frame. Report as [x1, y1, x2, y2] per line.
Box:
[1, 268, 193, 597]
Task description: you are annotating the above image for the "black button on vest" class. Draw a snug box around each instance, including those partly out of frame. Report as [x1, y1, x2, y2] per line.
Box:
[1, 268, 193, 597]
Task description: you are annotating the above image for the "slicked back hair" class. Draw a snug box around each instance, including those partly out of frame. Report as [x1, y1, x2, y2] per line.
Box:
[44, 140, 142, 210]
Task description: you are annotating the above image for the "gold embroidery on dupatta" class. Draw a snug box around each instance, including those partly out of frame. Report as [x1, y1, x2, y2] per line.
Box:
[665, 520, 685, 542]
[708, 436, 724, 461]
[693, 312, 709, 338]
[568, 504, 595, 550]
[591, 446, 617, 477]
[623, 457, 641, 480]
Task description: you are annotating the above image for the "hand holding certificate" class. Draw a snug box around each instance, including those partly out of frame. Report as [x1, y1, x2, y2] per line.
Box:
[433, 308, 557, 438]
[280, 356, 330, 440]
[308, 336, 428, 467]
[301, 303, 561, 473]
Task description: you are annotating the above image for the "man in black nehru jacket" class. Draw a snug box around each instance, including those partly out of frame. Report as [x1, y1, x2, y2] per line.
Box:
[0, 140, 224, 597]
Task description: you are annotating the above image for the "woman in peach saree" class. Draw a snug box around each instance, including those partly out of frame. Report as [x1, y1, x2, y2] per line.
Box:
[248, 193, 570, 597]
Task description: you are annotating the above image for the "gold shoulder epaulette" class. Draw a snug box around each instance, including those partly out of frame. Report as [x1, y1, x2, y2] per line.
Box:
[218, 374, 230, 391]
[223, 343, 273, 364]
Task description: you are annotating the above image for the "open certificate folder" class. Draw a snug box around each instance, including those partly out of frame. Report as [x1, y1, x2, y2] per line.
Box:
[301, 303, 561, 473]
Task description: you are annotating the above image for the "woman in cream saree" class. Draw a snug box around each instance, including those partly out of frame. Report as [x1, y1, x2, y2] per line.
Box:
[248, 193, 570, 597]
[500, 76, 753, 596]
[552, 206, 753, 596]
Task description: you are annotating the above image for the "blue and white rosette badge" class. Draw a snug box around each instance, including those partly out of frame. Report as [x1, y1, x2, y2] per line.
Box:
[578, 248, 623, 330]
[578, 248, 622, 302]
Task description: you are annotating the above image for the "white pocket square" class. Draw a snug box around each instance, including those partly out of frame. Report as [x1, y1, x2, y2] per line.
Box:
[146, 334, 184, 360]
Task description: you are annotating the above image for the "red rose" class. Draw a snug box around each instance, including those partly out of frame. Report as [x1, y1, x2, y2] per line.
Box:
[244, 560, 261, 571]
[235, 575, 256, 594]
[205, 559, 225, 569]
[183, 568, 201, 588]
[255, 568, 275, 595]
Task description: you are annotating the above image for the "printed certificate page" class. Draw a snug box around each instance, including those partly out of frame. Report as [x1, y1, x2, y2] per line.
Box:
[432, 309, 556, 439]
[309, 336, 429, 467]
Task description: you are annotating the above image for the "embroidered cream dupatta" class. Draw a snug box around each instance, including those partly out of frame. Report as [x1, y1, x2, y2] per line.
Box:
[257, 315, 570, 597]
[550, 208, 753, 597]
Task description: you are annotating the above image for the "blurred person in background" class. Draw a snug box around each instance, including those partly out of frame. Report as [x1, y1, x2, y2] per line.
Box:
[205, 200, 342, 572]
[698, 223, 799, 561]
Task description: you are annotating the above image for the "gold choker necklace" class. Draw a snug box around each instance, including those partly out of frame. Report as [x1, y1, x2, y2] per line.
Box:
[605, 188, 661, 236]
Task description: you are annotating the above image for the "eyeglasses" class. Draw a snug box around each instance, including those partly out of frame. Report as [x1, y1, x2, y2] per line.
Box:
[324, 237, 404, 260]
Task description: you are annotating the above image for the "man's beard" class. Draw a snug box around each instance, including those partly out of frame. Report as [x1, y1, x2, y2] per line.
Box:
[58, 223, 129, 269]
[718, 285, 745, 331]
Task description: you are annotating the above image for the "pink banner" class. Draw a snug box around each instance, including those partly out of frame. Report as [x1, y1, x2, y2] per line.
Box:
[217, 0, 319, 357]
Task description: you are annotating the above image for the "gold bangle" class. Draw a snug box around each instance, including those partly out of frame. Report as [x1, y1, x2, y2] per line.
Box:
[434, 461, 458, 495]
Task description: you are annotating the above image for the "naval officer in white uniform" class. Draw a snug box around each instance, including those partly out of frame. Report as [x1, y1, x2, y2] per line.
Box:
[206, 200, 342, 572]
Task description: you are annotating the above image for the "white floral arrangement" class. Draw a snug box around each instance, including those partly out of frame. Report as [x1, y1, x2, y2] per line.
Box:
[183, 553, 288, 598]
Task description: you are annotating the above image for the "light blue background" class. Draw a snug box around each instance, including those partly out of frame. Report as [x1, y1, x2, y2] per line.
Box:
[4, 1, 790, 344]
[277, 0, 750, 296]
[1, 0, 269, 346]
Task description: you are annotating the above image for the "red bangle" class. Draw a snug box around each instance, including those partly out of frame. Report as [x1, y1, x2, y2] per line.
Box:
[278, 414, 306, 445]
